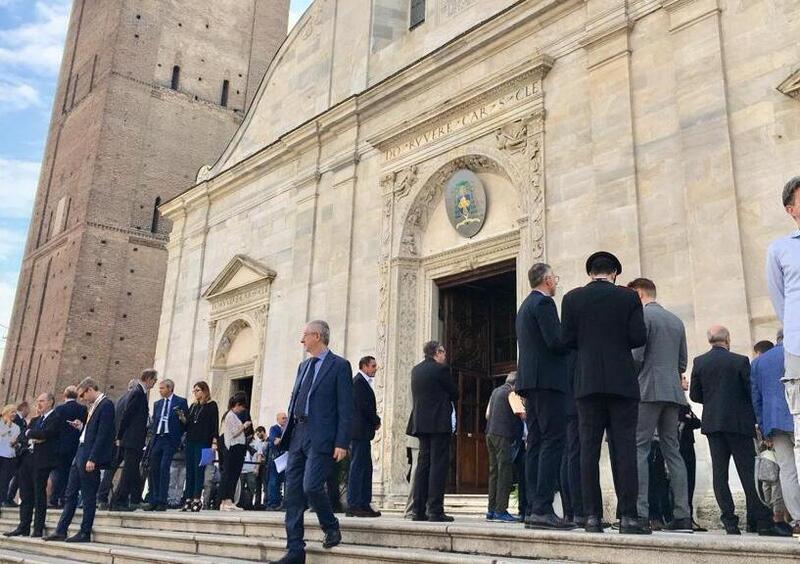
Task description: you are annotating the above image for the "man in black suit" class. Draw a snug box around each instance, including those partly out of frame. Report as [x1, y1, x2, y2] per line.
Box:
[689, 325, 789, 537]
[269, 320, 353, 564]
[97, 378, 137, 509]
[113, 369, 157, 511]
[516, 263, 574, 530]
[50, 386, 88, 509]
[45, 377, 115, 543]
[407, 341, 459, 523]
[347, 355, 381, 518]
[561, 251, 649, 535]
[4, 393, 61, 538]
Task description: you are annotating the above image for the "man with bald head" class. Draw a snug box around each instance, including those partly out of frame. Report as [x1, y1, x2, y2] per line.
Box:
[4, 392, 61, 538]
[690, 326, 788, 537]
[51, 386, 88, 508]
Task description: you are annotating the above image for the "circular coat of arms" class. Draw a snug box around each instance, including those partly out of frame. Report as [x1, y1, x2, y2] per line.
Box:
[444, 169, 487, 238]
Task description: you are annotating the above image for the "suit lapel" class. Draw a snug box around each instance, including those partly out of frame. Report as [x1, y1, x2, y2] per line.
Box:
[309, 353, 334, 397]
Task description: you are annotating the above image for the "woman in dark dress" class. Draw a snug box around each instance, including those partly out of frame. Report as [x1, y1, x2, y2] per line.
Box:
[182, 381, 219, 511]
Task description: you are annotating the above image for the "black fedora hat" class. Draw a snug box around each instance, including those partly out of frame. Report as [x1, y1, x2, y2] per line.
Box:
[585, 251, 622, 275]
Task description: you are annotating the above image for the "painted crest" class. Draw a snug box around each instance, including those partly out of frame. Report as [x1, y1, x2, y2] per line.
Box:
[444, 169, 487, 238]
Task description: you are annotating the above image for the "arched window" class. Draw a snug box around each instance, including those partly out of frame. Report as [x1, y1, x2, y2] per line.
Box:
[171, 66, 180, 90]
[220, 79, 230, 107]
[151, 197, 161, 233]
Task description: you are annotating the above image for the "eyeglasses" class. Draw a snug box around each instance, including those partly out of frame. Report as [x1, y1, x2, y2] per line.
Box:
[548, 275, 560, 283]
[436, 349, 446, 354]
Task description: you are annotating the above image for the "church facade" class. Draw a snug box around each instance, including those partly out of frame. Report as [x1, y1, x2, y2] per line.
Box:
[155, 0, 800, 507]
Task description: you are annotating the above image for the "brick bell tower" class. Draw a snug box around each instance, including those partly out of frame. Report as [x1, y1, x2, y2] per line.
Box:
[1, 0, 289, 402]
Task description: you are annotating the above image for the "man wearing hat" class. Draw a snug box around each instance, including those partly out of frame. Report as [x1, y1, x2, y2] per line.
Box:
[561, 251, 649, 534]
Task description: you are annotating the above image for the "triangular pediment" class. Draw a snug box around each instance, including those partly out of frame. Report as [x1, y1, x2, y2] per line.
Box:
[203, 255, 276, 300]
[778, 67, 800, 100]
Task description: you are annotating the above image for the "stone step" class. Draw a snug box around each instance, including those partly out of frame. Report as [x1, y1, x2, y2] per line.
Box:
[1, 509, 798, 564]
[0, 547, 86, 564]
[0, 532, 543, 564]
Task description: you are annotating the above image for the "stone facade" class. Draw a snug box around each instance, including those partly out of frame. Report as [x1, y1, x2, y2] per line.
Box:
[156, 0, 800, 510]
[1, 0, 289, 402]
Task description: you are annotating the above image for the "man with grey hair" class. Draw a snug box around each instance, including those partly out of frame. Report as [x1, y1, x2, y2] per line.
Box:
[516, 262, 573, 530]
[143, 377, 187, 511]
[4, 392, 60, 538]
[690, 325, 788, 536]
[484, 372, 523, 522]
[269, 320, 353, 564]
[767, 176, 800, 481]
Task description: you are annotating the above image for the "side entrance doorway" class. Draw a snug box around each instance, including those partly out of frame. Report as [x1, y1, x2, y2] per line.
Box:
[437, 259, 517, 494]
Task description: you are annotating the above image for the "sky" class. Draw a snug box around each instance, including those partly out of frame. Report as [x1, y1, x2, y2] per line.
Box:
[0, 0, 314, 364]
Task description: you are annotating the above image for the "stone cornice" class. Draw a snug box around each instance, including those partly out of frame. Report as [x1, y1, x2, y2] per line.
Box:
[778, 67, 800, 100]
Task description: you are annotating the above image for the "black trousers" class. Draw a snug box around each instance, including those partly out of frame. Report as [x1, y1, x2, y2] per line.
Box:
[18, 456, 51, 534]
[576, 394, 638, 519]
[113, 447, 143, 506]
[560, 415, 583, 519]
[222, 444, 246, 501]
[525, 389, 567, 515]
[413, 433, 450, 517]
[50, 453, 74, 506]
[97, 446, 122, 504]
[706, 432, 771, 528]
[679, 441, 696, 516]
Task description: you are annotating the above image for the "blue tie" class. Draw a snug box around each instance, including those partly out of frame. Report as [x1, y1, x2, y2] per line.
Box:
[294, 357, 319, 418]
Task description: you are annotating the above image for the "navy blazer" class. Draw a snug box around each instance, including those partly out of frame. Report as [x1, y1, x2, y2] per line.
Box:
[27, 411, 63, 470]
[54, 399, 88, 458]
[117, 384, 149, 450]
[79, 397, 116, 468]
[149, 395, 189, 448]
[283, 350, 353, 454]
[350, 373, 380, 441]
[516, 290, 569, 394]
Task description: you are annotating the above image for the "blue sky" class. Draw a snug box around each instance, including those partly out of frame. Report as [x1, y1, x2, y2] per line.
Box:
[0, 0, 313, 363]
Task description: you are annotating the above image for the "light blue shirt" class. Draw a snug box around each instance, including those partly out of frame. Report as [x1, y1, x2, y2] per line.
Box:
[767, 230, 800, 355]
[303, 348, 329, 416]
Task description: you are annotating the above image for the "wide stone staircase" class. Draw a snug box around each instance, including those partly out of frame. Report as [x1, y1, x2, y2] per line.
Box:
[0, 507, 798, 564]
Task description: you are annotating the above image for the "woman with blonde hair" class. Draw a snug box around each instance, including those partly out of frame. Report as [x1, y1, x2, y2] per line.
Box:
[182, 381, 219, 512]
[0, 405, 20, 508]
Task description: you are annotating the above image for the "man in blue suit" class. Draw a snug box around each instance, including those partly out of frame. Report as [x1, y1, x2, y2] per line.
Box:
[269, 320, 353, 564]
[44, 377, 115, 543]
[49, 386, 88, 508]
[143, 378, 187, 511]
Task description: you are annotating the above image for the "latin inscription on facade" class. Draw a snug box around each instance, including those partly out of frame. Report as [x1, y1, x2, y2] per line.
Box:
[439, 0, 477, 19]
[383, 81, 538, 161]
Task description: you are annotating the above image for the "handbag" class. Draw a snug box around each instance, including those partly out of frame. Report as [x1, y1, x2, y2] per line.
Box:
[755, 448, 780, 483]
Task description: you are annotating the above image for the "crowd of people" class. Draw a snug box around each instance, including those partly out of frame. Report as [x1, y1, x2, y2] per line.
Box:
[0, 353, 380, 549]
[3, 178, 800, 564]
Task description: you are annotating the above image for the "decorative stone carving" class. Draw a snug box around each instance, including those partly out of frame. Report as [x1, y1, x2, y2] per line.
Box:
[398, 154, 501, 257]
[196, 164, 213, 183]
[300, 0, 325, 40]
[393, 165, 418, 200]
[495, 120, 528, 154]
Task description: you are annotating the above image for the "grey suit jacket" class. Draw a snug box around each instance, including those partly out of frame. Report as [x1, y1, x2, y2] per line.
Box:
[632, 302, 688, 405]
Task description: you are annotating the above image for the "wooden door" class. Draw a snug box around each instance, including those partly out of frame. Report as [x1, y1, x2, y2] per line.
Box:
[443, 285, 490, 493]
